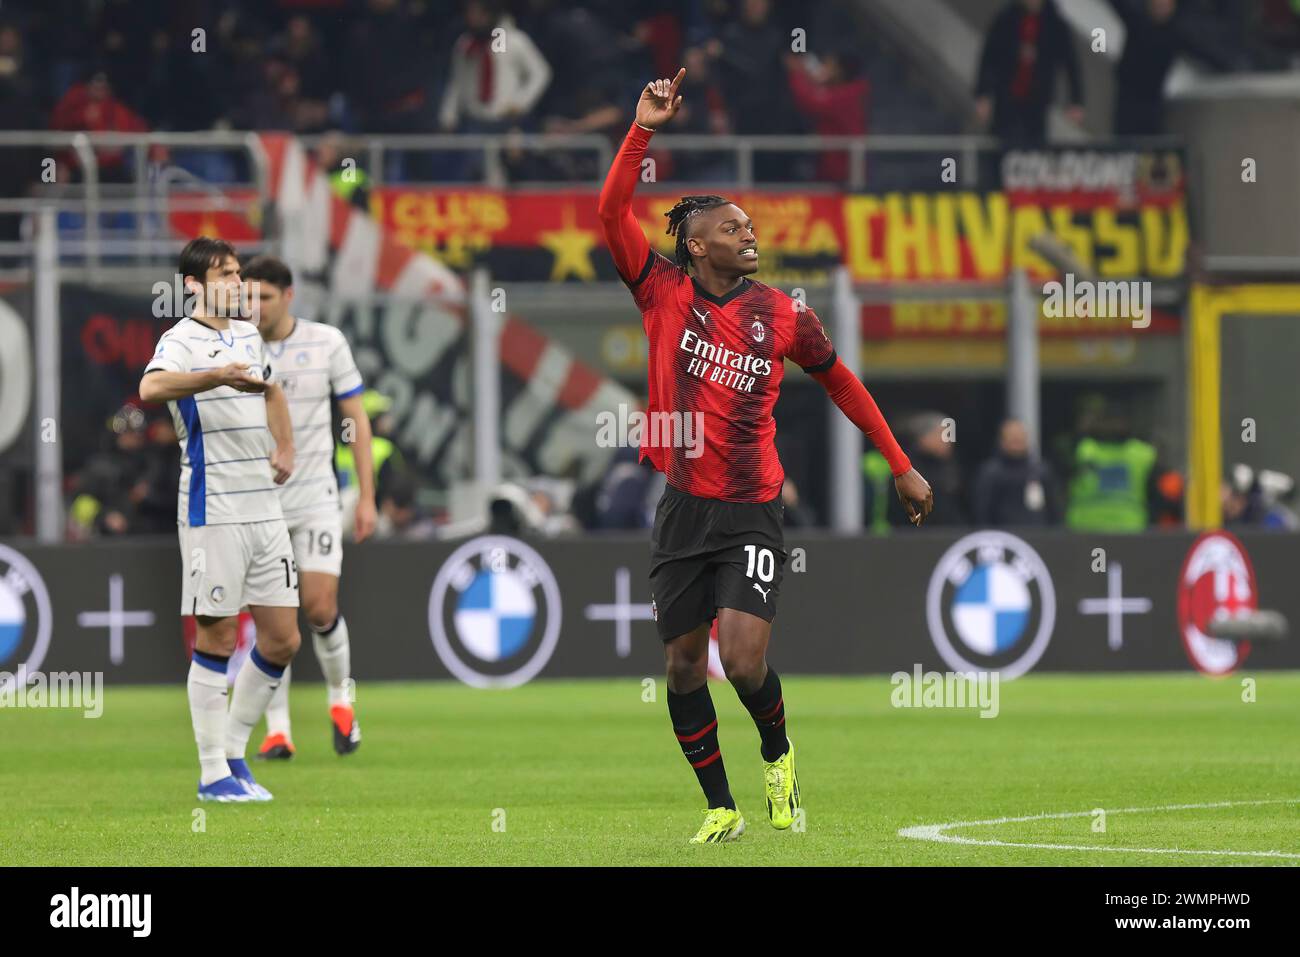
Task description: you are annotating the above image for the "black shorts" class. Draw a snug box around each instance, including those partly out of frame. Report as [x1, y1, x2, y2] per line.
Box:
[649, 482, 787, 641]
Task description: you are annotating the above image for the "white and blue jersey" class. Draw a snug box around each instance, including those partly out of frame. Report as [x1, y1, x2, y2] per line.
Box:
[145, 317, 283, 527]
[263, 318, 364, 522]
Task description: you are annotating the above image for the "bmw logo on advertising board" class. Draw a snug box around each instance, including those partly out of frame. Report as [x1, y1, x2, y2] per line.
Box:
[428, 536, 561, 688]
[1177, 530, 1256, 676]
[926, 530, 1057, 679]
[0, 544, 53, 691]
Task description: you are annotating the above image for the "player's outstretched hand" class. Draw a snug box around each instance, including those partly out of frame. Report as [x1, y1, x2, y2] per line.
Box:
[216, 362, 267, 393]
[895, 467, 934, 527]
[270, 445, 294, 485]
[636, 68, 685, 130]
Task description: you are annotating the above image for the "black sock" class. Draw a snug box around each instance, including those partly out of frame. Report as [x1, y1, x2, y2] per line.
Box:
[667, 683, 734, 810]
[738, 667, 788, 762]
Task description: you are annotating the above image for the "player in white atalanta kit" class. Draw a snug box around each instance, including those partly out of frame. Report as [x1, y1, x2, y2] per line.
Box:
[140, 238, 301, 803]
[242, 256, 376, 758]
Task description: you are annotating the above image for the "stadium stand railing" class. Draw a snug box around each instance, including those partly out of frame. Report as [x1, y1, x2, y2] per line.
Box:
[0, 129, 1016, 282]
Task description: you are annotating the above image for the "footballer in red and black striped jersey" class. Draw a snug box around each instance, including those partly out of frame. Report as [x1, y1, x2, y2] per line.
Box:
[598, 68, 934, 844]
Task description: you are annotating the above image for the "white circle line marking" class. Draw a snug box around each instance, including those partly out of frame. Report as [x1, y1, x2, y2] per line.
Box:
[898, 798, 1300, 859]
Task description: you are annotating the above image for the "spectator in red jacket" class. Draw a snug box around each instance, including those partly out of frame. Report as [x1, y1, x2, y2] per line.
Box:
[784, 52, 869, 184]
[50, 70, 150, 181]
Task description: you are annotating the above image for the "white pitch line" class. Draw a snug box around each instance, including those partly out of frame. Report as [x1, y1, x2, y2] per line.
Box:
[898, 798, 1300, 859]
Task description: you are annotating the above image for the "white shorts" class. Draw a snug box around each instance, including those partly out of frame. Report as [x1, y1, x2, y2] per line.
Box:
[287, 509, 344, 577]
[179, 520, 300, 617]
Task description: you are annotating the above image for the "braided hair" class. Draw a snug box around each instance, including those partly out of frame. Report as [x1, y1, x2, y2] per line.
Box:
[664, 195, 731, 271]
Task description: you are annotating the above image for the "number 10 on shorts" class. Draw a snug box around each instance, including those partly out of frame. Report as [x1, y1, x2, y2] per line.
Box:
[744, 545, 775, 582]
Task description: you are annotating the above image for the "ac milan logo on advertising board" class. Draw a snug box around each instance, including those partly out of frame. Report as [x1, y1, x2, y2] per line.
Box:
[1177, 531, 1256, 676]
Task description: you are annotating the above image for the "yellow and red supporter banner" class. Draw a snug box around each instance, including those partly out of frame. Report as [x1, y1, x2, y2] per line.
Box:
[170, 184, 1189, 288]
[841, 190, 1186, 284]
[368, 189, 850, 284]
[168, 148, 1188, 347]
[361, 148, 1187, 288]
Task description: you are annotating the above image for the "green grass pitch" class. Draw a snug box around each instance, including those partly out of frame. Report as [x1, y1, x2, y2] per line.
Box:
[2, 673, 1298, 866]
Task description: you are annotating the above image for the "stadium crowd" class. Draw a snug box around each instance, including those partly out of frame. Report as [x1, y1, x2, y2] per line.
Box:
[14, 0, 1297, 539]
[3, 0, 1296, 177]
[4, 0, 884, 182]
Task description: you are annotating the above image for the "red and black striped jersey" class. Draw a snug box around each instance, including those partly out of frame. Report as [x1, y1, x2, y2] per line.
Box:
[598, 120, 911, 506]
[628, 250, 834, 501]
